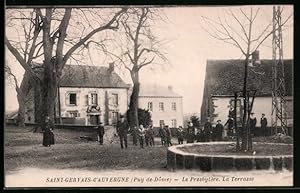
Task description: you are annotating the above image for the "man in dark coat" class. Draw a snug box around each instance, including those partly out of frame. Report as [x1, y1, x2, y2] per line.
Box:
[138, 124, 146, 148]
[215, 120, 224, 141]
[158, 125, 166, 146]
[224, 116, 234, 137]
[260, 113, 268, 140]
[176, 126, 184, 144]
[186, 122, 195, 143]
[249, 112, 257, 136]
[97, 122, 105, 145]
[204, 119, 212, 142]
[148, 125, 155, 147]
[116, 115, 129, 149]
[164, 125, 172, 147]
[43, 116, 54, 147]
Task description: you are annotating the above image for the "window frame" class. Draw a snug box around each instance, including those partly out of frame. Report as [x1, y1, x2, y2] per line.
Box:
[159, 102, 164, 112]
[69, 93, 77, 106]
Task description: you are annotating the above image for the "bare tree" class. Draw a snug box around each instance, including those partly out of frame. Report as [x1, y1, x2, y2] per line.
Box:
[5, 8, 128, 128]
[201, 7, 292, 151]
[107, 8, 167, 132]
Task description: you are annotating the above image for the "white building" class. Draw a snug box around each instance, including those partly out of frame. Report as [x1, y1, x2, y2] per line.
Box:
[139, 84, 183, 128]
[200, 59, 293, 135]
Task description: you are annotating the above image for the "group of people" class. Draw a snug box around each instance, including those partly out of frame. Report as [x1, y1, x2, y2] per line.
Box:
[158, 125, 173, 147]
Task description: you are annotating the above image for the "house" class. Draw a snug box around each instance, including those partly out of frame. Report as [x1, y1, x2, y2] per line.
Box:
[138, 84, 183, 128]
[200, 59, 293, 135]
[25, 63, 130, 126]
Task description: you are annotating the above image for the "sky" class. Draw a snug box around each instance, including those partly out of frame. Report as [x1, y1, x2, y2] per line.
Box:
[5, 5, 294, 115]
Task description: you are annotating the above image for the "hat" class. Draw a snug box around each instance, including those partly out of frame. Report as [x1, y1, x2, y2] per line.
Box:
[120, 115, 124, 118]
[217, 120, 221, 122]
[250, 112, 254, 114]
[262, 113, 265, 116]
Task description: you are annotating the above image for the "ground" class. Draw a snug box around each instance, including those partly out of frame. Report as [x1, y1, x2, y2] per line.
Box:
[4, 126, 293, 187]
[5, 126, 169, 172]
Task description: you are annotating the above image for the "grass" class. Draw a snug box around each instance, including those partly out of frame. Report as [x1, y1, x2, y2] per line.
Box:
[5, 126, 168, 172]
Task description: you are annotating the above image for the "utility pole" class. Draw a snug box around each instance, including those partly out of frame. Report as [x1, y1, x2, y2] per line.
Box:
[271, 6, 288, 135]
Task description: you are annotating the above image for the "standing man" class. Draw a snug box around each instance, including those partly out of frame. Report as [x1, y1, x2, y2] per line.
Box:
[97, 122, 105, 145]
[158, 124, 166, 146]
[148, 125, 155, 147]
[138, 124, 146, 148]
[186, 122, 195, 143]
[145, 126, 149, 147]
[165, 125, 172, 147]
[224, 116, 234, 138]
[204, 118, 212, 142]
[215, 120, 224, 141]
[249, 112, 257, 137]
[116, 115, 129, 149]
[177, 126, 184, 144]
[260, 113, 268, 140]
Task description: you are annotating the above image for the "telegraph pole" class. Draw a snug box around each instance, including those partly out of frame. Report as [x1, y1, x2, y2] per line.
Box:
[271, 6, 288, 135]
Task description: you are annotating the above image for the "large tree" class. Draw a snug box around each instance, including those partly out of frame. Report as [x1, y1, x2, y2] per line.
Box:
[108, 8, 167, 129]
[201, 6, 292, 151]
[5, 8, 127, 127]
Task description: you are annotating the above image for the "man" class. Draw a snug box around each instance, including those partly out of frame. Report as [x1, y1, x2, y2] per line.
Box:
[204, 118, 212, 142]
[97, 122, 105, 145]
[158, 125, 166, 146]
[186, 122, 195, 143]
[164, 125, 172, 147]
[260, 113, 268, 140]
[138, 124, 146, 148]
[224, 116, 234, 138]
[215, 120, 224, 141]
[176, 126, 184, 144]
[249, 112, 257, 136]
[148, 125, 155, 147]
[145, 126, 149, 147]
[43, 116, 54, 147]
[116, 115, 129, 149]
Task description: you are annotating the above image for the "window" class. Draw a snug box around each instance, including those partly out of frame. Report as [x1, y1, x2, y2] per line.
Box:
[148, 102, 153, 111]
[171, 119, 177, 128]
[69, 93, 77, 105]
[91, 93, 98, 105]
[159, 102, 164, 111]
[112, 112, 119, 125]
[112, 93, 118, 105]
[159, 120, 165, 127]
[172, 102, 176, 111]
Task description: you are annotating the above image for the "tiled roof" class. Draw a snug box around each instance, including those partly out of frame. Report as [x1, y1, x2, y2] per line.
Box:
[204, 59, 293, 96]
[60, 65, 130, 88]
[139, 84, 182, 98]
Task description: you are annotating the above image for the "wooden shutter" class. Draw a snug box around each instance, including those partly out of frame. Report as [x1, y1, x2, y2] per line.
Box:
[65, 93, 69, 106]
[85, 95, 89, 106]
[76, 94, 79, 106]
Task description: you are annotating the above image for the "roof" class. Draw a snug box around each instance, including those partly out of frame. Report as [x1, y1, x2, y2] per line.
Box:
[60, 65, 129, 88]
[204, 59, 293, 97]
[139, 84, 182, 98]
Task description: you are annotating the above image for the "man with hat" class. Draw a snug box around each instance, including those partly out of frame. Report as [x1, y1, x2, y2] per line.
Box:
[215, 120, 224, 141]
[97, 122, 105, 145]
[204, 118, 212, 142]
[116, 115, 129, 149]
[249, 112, 257, 136]
[260, 113, 268, 140]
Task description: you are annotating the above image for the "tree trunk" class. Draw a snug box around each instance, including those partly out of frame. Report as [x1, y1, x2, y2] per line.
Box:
[241, 58, 249, 151]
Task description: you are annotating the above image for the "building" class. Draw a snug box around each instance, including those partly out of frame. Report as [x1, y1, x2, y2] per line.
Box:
[200, 59, 293, 133]
[25, 63, 130, 126]
[138, 84, 183, 128]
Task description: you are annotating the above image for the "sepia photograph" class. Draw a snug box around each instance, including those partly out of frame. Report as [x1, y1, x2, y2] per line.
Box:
[4, 4, 293, 188]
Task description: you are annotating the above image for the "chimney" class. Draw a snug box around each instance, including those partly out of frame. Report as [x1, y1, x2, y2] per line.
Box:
[108, 62, 114, 73]
[252, 50, 261, 65]
[168, 85, 173, 90]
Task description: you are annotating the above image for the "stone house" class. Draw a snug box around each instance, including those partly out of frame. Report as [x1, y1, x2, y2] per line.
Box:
[200, 59, 293, 135]
[138, 84, 183, 128]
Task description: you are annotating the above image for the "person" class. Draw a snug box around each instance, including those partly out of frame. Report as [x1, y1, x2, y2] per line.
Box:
[148, 125, 155, 147]
[164, 125, 172, 147]
[224, 116, 234, 138]
[97, 122, 105, 145]
[186, 122, 195, 143]
[138, 124, 146, 148]
[158, 125, 166, 146]
[145, 126, 149, 147]
[43, 116, 54, 147]
[260, 113, 268, 140]
[204, 118, 212, 142]
[215, 120, 224, 141]
[116, 115, 129, 149]
[249, 112, 257, 136]
[197, 127, 206, 142]
[176, 126, 184, 144]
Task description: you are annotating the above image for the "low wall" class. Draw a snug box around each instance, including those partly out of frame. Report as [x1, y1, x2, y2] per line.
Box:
[167, 142, 293, 171]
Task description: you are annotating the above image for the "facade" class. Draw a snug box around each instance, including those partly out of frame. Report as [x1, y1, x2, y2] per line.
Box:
[138, 84, 183, 128]
[200, 59, 293, 132]
[25, 63, 130, 126]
